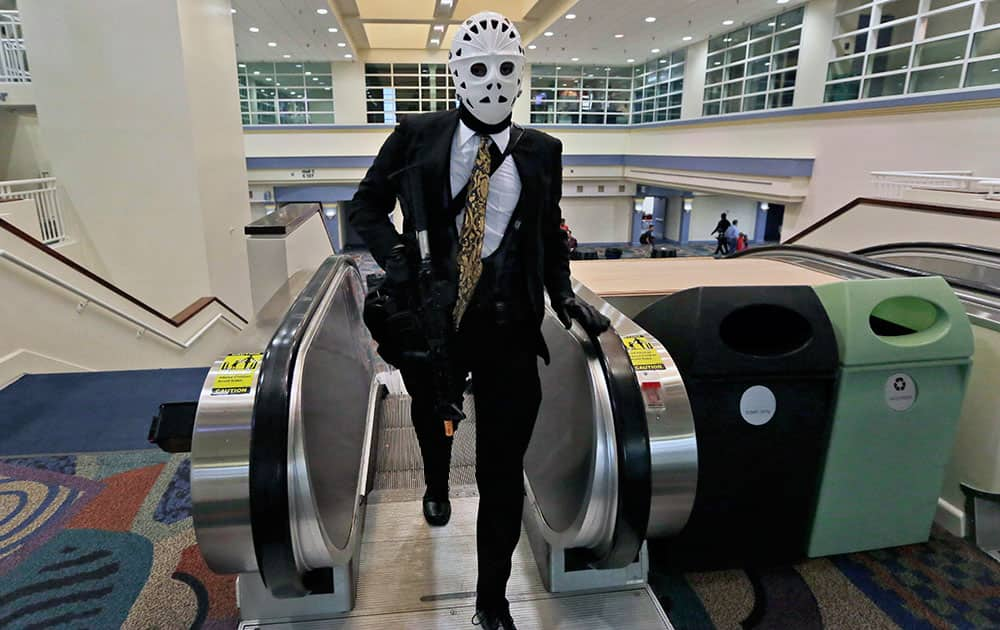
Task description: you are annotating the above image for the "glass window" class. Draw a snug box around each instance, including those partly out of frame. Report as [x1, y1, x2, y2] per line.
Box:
[875, 20, 915, 48]
[987, 0, 1000, 24]
[775, 30, 801, 50]
[723, 98, 742, 113]
[879, 0, 920, 23]
[777, 7, 805, 29]
[837, 0, 874, 13]
[972, 28, 1000, 57]
[726, 46, 748, 64]
[768, 89, 795, 108]
[703, 101, 721, 115]
[836, 11, 873, 37]
[925, 6, 974, 38]
[909, 63, 963, 91]
[829, 56, 866, 79]
[914, 35, 968, 66]
[723, 81, 744, 98]
[834, 32, 870, 57]
[825, 80, 862, 101]
[706, 68, 725, 84]
[725, 64, 746, 81]
[773, 50, 799, 70]
[751, 19, 774, 39]
[771, 69, 798, 90]
[745, 75, 770, 93]
[868, 47, 912, 73]
[704, 85, 722, 100]
[748, 57, 771, 76]
[750, 37, 773, 57]
[744, 93, 768, 110]
[864, 72, 907, 96]
[930, 0, 967, 8]
[965, 58, 1000, 86]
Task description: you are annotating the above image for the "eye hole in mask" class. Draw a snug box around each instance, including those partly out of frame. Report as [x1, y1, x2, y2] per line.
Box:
[470, 63, 488, 77]
[500, 61, 515, 76]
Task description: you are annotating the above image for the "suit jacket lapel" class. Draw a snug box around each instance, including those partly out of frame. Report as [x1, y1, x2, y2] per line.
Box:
[509, 125, 539, 219]
[422, 109, 461, 213]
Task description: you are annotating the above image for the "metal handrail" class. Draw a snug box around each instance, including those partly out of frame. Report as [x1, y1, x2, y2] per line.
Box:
[1, 249, 245, 349]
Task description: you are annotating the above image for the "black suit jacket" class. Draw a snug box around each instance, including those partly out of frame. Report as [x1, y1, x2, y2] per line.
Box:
[346, 109, 572, 361]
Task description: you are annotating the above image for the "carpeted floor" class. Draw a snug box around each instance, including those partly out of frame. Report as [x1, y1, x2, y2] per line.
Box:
[1, 449, 998, 629]
[0, 369, 208, 456]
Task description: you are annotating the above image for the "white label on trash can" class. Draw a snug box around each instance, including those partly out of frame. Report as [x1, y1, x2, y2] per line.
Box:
[740, 385, 776, 426]
[885, 373, 917, 412]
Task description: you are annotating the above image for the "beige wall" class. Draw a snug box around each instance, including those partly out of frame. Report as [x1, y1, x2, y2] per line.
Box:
[0, 110, 47, 180]
[689, 195, 758, 241]
[560, 197, 633, 243]
[20, 0, 252, 317]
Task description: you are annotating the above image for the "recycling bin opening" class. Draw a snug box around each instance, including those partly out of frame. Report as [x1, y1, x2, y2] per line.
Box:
[868, 295, 946, 340]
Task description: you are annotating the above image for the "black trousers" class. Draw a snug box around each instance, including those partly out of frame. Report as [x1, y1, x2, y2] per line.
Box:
[399, 309, 541, 612]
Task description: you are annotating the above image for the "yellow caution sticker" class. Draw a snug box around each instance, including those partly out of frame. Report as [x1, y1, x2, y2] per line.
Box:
[211, 353, 264, 395]
[220, 353, 263, 372]
[621, 335, 665, 372]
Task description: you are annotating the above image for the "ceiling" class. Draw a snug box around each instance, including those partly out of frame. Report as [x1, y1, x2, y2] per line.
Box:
[232, 0, 354, 62]
[232, 0, 808, 65]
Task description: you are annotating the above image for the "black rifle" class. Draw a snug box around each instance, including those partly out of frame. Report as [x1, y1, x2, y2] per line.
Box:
[400, 168, 466, 437]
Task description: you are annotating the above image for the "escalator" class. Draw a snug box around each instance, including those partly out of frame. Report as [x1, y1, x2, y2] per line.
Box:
[172, 255, 678, 627]
[854, 242, 1000, 290]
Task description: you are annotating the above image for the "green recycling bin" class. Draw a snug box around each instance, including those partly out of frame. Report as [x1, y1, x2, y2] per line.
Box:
[808, 276, 974, 557]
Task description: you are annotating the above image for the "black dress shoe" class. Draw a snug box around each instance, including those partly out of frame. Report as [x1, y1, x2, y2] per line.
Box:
[472, 609, 517, 630]
[422, 492, 451, 527]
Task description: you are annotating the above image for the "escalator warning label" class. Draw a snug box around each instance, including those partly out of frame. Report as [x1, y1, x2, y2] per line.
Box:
[622, 335, 665, 372]
[211, 353, 263, 395]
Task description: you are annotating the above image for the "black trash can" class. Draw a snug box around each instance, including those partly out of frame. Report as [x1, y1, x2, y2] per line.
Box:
[577, 248, 599, 260]
[651, 246, 676, 258]
[635, 286, 839, 568]
[605, 247, 623, 260]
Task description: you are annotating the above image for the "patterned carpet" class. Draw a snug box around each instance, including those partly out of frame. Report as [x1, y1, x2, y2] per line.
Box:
[2, 448, 999, 629]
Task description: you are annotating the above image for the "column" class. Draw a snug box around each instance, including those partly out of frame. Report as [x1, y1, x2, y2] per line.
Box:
[332, 60, 367, 124]
[795, 0, 837, 107]
[19, 0, 252, 317]
[681, 41, 708, 119]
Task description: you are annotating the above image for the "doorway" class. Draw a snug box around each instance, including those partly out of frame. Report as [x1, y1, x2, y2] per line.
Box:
[764, 204, 785, 243]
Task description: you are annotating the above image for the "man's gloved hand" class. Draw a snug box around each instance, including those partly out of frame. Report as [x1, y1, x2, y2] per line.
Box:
[381, 244, 411, 294]
[554, 296, 612, 337]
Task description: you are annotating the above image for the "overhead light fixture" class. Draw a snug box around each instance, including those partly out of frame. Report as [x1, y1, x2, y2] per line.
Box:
[267, 41, 277, 47]
[430, 38, 441, 44]
[777, 0, 789, 3]
[325, 87, 332, 90]
[683, 36, 693, 41]
[645, 16, 656, 23]
[253, 70, 260, 75]
[337, 42, 346, 47]
[660, 58, 667, 63]
[305, 71, 312, 75]
[265, 77, 272, 81]
[571, 57, 579, 61]
[440, 0, 453, 6]
[312, 77, 319, 81]
[566, 13, 576, 19]
[296, 64, 302, 68]
[276, 82, 281, 86]
[344, 53, 353, 58]
[544, 31, 554, 37]
[614, 33, 624, 38]
[528, 44, 537, 49]
[238, 63, 246, 67]
[328, 27, 338, 33]
[230, 8, 236, 14]
[433, 24, 445, 31]
[722, 19, 734, 25]
[556, 66, 561, 70]
[316, 8, 328, 14]
[768, 21, 776, 26]
[249, 26, 260, 32]
[651, 48, 660, 53]
[627, 58, 635, 62]
[283, 54, 291, 58]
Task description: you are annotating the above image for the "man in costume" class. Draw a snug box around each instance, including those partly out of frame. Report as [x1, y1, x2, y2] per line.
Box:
[347, 11, 610, 629]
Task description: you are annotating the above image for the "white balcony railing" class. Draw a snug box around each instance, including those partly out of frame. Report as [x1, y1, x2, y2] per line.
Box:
[871, 171, 1000, 201]
[0, 10, 29, 83]
[0, 178, 66, 244]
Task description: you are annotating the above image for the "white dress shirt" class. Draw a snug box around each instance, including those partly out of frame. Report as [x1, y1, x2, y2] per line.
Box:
[451, 120, 522, 258]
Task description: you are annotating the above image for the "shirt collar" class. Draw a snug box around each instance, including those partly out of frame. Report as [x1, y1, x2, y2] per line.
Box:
[458, 120, 510, 153]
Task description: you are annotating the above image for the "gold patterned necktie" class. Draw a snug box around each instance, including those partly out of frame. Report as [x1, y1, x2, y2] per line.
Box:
[453, 135, 492, 327]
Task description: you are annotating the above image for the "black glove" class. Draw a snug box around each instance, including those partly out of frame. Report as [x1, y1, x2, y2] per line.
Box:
[554, 296, 611, 337]
[381, 244, 411, 293]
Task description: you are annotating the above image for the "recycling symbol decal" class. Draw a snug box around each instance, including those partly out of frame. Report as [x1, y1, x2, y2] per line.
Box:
[885, 373, 917, 412]
[893, 377, 907, 392]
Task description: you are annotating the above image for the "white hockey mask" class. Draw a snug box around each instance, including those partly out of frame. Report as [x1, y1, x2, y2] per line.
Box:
[449, 11, 525, 126]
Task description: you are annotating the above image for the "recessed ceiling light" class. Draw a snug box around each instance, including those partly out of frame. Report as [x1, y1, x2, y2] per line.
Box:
[265, 77, 272, 81]
[566, 13, 576, 19]
[645, 16, 656, 23]
[328, 27, 338, 33]
[777, 0, 789, 3]
[430, 38, 440, 44]
[440, 0, 452, 6]
[682, 35, 693, 41]
[312, 77, 319, 81]
[722, 19, 734, 25]
[660, 59, 667, 63]
[571, 57, 579, 61]
[768, 21, 776, 26]
[344, 53, 353, 58]
[296, 64, 302, 68]
[253, 70, 260, 75]
[276, 83, 281, 86]
[556, 66, 561, 70]
[316, 8, 328, 14]
[230, 8, 236, 14]
[337, 42, 346, 47]
[249, 27, 260, 33]
[283, 54, 291, 58]
[544, 31, 554, 37]
[651, 48, 660, 53]
[325, 87, 332, 90]
[528, 44, 537, 49]
[714, 61, 721, 65]
[267, 41, 277, 47]
[238, 63, 246, 67]
[433, 24, 445, 31]
[305, 71, 312, 75]
[627, 58, 635, 62]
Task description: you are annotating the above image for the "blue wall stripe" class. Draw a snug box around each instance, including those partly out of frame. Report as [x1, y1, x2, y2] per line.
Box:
[274, 185, 358, 202]
[248, 154, 813, 177]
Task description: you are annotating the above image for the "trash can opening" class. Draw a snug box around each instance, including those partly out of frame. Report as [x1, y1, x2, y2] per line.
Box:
[869, 296, 947, 342]
[719, 304, 813, 357]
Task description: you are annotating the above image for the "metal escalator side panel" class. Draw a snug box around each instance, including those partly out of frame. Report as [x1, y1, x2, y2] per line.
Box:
[190, 360, 260, 575]
[575, 283, 698, 541]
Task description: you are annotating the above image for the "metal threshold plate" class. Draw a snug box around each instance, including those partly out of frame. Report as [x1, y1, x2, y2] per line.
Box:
[241, 497, 672, 630]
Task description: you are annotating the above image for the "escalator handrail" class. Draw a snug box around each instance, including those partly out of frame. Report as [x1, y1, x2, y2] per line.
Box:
[729, 244, 1000, 299]
[248, 255, 355, 598]
[588, 328, 652, 569]
[854, 242, 1000, 260]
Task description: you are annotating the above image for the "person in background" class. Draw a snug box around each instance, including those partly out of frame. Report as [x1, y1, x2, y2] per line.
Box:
[559, 217, 570, 232]
[566, 229, 578, 253]
[711, 212, 731, 256]
[736, 232, 748, 252]
[725, 219, 739, 254]
[639, 224, 656, 247]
